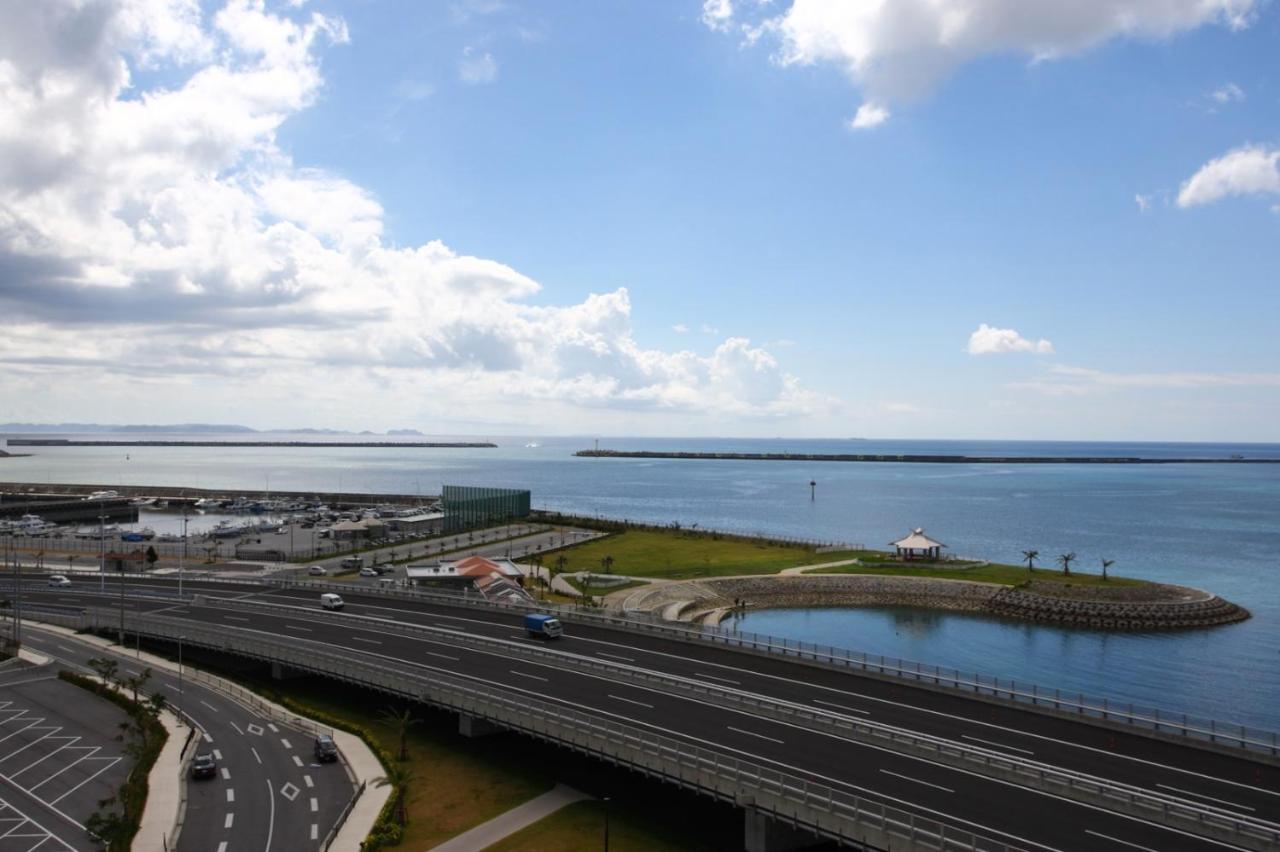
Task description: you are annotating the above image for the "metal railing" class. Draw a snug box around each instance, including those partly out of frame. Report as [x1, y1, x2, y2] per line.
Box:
[73, 607, 1026, 852]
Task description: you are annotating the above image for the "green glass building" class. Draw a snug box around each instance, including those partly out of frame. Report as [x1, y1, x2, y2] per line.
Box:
[441, 485, 531, 533]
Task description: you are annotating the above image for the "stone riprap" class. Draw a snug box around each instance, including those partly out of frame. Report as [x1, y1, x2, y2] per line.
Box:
[622, 574, 1249, 632]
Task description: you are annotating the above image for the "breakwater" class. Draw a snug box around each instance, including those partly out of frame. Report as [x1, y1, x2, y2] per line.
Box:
[575, 449, 1277, 464]
[10, 439, 497, 448]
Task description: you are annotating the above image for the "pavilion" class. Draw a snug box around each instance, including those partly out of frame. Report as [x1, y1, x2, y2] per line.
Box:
[890, 528, 947, 561]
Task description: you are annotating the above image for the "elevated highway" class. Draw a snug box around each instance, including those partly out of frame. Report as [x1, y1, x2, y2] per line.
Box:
[7, 574, 1278, 852]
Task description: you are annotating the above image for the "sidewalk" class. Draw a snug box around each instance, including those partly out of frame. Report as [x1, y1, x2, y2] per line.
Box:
[429, 784, 590, 851]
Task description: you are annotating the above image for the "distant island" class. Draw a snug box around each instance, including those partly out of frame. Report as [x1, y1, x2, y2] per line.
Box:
[575, 449, 1279, 464]
[8, 439, 495, 449]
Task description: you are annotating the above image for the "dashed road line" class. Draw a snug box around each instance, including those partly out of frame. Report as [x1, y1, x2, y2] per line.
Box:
[813, 698, 871, 716]
[1084, 830, 1158, 851]
[880, 769, 955, 794]
[224, 812, 234, 828]
[962, 734, 1034, 755]
[608, 694, 654, 709]
[726, 726, 784, 744]
[509, 670, 548, 682]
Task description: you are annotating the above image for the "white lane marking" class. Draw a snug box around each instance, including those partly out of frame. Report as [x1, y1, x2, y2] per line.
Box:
[224, 812, 234, 828]
[267, 723, 279, 733]
[813, 699, 870, 716]
[608, 694, 654, 709]
[203, 733, 213, 743]
[961, 734, 1034, 756]
[350, 637, 381, 645]
[217, 843, 227, 852]
[229, 721, 244, 736]
[226, 789, 235, 803]
[880, 769, 956, 793]
[283, 624, 311, 632]
[55, 646, 77, 655]
[1155, 783, 1255, 812]
[221, 767, 230, 780]
[310, 823, 319, 840]
[265, 777, 277, 852]
[292, 755, 304, 767]
[251, 747, 262, 764]
[596, 652, 635, 662]
[696, 672, 740, 685]
[224, 616, 250, 622]
[280, 737, 292, 749]
[1084, 830, 1159, 851]
[509, 670, 548, 682]
[726, 726, 784, 745]
[309, 797, 318, 812]
[163, 683, 180, 691]
[212, 749, 222, 760]
[200, 700, 219, 714]
[427, 652, 459, 661]
[303, 775, 314, 788]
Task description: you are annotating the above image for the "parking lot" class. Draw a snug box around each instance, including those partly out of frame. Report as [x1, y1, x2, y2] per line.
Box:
[0, 665, 131, 852]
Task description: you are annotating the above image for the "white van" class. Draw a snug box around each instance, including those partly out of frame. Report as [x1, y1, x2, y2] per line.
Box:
[320, 593, 345, 611]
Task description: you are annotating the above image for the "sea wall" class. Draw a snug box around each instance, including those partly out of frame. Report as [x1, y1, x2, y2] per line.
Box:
[623, 575, 1249, 632]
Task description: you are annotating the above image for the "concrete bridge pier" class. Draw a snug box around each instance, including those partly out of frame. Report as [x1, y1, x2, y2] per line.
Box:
[270, 661, 305, 680]
[743, 808, 820, 852]
[458, 714, 501, 738]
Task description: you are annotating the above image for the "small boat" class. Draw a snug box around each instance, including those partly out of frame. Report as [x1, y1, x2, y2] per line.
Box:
[84, 490, 119, 501]
[148, 499, 169, 510]
[121, 527, 156, 541]
[193, 498, 222, 510]
[130, 497, 156, 508]
[525, 442, 541, 448]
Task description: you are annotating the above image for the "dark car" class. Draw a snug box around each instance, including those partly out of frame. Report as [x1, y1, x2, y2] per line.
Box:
[314, 734, 339, 762]
[190, 753, 217, 779]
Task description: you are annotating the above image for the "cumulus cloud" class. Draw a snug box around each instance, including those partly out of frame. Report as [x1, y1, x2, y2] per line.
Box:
[967, 324, 1054, 356]
[1210, 82, 1245, 103]
[458, 46, 498, 84]
[706, 0, 1255, 127]
[0, 0, 822, 426]
[848, 102, 889, 130]
[1177, 145, 1280, 208]
[1134, 193, 1152, 212]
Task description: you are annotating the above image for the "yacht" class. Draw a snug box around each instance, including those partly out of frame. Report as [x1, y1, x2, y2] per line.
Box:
[84, 490, 119, 501]
[18, 515, 60, 536]
[130, 497, 156, 508]
[193, 498, 222, 510]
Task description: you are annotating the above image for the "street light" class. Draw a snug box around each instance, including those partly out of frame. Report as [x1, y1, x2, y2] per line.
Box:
[602, 796, 610, 851]
[178, 508, 188, 599]
[177, 635, 185, 721]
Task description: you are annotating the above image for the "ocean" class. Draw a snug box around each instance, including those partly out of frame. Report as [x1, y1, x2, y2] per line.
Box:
[3, 433, 1278, 728]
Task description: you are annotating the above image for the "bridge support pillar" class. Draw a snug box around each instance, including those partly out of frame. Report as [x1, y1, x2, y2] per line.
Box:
[270, 661, 304, 681]
[743, 808, 817, 852]
[457, 714, 500, 738]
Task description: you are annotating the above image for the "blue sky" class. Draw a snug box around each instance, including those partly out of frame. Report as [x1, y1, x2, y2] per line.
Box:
[1, 1, 1277, 439]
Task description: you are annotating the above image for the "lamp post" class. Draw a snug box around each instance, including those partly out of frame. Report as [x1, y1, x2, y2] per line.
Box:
[178, 508, 187, 600]
[98, 501, 106, 593]
[118, 551, 128, 645]
[177, 635, 185, 720]
[602, 796, 610, 851]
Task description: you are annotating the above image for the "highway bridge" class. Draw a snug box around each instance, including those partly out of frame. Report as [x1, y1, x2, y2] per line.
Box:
[6, 573, 1278, 852]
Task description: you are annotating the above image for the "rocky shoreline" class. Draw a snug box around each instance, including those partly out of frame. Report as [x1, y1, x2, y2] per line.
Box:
[621, 574, 1249, 632]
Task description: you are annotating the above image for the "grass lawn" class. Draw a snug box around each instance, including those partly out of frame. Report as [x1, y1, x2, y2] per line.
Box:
[805, 560, 1147, 588]
[483, 799, 722, 852]
[562, 577, 649, 596]
[540, 530, 860, 580]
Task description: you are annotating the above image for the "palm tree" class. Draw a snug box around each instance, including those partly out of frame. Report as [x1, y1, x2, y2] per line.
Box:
[601, 555, 614, 575]
[379, 705, 421, 762]
[1100, 558, 1115, 581]
[1021, 550, 1039, 573]
[1057, 552, 1076, 576]
[373, 761, 415, 826]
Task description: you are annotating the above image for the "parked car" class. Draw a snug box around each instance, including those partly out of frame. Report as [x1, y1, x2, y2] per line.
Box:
[307, 565, 327, 576]
[359, 567, 378, 577]
[47, 574, 71, 587]
[190, 753, 217, 779]
[314, 734, 339, 762]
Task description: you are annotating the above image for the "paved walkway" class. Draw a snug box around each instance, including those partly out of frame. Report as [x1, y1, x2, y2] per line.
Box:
[779, 557, 862, 575]
[429, 783, 590, 851]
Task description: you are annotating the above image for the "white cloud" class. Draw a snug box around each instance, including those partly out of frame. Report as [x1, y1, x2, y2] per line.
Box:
[847, 101, 889, 130]
[1134, 193, 1152, 212]
[701, 0, 735, 33]
[1013, 364, 1280, 395]
[0, 0, 822, 427]
[458, 46, 498, 84]
[707, 0, 1255, 126]
[672, 323, 690, 333]
[1210, 82, 1245, 103]
[1177, 145, 1280, 208]
[967, 324, 1054, 356]
[700, 323, 720, 335]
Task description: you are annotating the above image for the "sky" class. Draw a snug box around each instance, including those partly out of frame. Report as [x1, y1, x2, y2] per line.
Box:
[1, 0, 1277, 441]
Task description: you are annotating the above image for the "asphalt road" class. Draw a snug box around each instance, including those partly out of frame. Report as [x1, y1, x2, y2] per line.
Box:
[0, 664, 130, 852]
[17, 625, 355, 852]
[10, 576, 1280, 852]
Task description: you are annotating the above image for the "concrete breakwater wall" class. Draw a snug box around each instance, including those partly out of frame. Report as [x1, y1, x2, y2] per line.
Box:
[623, 575, 1249, 632]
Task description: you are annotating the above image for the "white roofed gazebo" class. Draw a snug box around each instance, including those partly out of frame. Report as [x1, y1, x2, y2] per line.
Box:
[890, 528, 946, 561]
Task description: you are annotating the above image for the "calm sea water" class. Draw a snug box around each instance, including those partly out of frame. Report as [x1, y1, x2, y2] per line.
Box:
[3, 434, 1278, 728]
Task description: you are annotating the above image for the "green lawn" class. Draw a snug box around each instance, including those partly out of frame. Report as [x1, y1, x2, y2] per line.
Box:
[537, 530, 860, 580]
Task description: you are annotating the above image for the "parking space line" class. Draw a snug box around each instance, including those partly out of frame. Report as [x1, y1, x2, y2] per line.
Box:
[48, 757, 122, 804]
